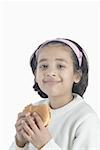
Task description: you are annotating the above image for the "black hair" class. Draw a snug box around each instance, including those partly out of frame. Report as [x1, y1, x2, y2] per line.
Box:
[30, 38, 89, 98]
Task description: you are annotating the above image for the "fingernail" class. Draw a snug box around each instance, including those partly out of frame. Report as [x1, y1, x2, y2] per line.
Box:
[26, 112, 30, 117]
[33, 112, 37, 116]
[21, 120, 24, 124]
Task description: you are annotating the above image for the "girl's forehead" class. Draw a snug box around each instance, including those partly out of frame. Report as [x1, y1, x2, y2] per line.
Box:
[37, 44, 72, 60]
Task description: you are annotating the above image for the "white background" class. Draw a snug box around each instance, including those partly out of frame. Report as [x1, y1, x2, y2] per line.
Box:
[0, 1, 100, 150]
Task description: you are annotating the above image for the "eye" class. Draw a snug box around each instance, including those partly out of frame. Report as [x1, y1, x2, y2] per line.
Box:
[57, 64, 66, 69]
[39, 64, 48, 70]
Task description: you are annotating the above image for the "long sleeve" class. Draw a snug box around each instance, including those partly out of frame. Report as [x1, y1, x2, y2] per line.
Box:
[9, 141, 29, 150]
[71, 114, 100, 150]
[41, 114, 100, 150]
[40, 139, 61, 150]
[9, 94, 100, 150]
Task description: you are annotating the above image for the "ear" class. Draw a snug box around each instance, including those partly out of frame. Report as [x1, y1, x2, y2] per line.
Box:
[74, 70, 82, 84]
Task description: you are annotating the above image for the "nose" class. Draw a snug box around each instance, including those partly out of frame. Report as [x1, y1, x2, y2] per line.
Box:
[46, 73, 56, 77]
[46, 68, 57, 77]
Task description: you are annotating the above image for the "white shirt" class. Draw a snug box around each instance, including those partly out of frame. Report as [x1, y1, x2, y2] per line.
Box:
[9, 94, 100, 150]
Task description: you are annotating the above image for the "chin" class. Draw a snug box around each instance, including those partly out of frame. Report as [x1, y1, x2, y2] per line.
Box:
[44, 91, 60, 97]
[41, 88, 62, 97]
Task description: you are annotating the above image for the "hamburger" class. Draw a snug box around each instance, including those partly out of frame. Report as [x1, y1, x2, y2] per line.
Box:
[23, 103, 51, 127]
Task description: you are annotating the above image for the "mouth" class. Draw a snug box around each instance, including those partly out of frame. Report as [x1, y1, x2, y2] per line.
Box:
[43, 80, 61, 86]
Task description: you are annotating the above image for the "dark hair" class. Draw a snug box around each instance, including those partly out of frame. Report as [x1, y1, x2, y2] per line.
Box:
[30, 38, 89, 98]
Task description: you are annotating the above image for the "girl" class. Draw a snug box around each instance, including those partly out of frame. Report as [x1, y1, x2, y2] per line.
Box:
[9, 38, 100, 150]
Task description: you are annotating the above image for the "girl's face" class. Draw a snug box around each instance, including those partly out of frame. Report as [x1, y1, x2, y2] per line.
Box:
[35, 44, 80, 99]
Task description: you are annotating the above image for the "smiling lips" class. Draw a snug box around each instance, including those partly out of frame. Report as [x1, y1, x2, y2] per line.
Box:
[43, 79, 61, 85]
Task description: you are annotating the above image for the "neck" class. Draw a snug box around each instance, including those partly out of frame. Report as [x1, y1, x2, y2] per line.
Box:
[48, 93, 74, 109]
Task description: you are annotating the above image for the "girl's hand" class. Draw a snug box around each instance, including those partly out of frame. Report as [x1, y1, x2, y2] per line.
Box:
[21, 112, 52, 149]
[15, 112, 30, 147]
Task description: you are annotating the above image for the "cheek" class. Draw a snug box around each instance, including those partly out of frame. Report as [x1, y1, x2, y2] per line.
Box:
[62, 71, 75, 83]
[35, 70, 43, 84]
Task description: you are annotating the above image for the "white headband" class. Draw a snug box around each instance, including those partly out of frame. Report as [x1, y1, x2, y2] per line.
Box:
[36, 38, 83, 66]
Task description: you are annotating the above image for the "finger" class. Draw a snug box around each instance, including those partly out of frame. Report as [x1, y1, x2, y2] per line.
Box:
[16, 124, 23, 132]
[16, 111, 31, 127]
[21, 120, 35, 138]
[18, 112, 26, 118]
[21, 129, 32, 142]
[26, 116, 39, 134]
[15, 119, 23, 127]
[15, 117, 27, 128]
[18, 112, 30, 119]
[33, 112, 44, 130]
[15, 119, 26, 133]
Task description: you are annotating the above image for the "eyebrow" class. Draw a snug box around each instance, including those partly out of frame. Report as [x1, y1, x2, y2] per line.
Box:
[38, 58, 68, 63]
